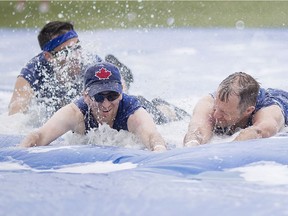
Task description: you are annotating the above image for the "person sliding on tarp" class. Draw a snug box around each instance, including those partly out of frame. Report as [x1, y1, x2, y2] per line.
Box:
[183, 72, 288, 147]
[19, 62, 167, 152]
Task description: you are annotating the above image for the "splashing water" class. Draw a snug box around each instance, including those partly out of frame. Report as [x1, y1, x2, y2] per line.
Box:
[63, 123, 145, 149]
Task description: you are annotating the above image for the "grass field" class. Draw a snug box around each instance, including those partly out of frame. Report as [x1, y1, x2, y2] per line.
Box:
[1, 1, 288, 29]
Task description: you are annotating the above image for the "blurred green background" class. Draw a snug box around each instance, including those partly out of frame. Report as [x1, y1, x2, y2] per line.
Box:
[1, 1, 288, 30]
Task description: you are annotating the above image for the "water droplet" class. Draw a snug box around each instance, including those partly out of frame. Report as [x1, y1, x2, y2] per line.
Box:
[167, 17, 175, 26]
[58, 13, 64, 18]
[236, 20, 245, 30]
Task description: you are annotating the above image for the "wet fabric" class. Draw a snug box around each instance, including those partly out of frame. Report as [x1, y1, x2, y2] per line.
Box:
[254, 88, 288, 125]
[74, 93, 142, 132]
[19, 52, 102, 118]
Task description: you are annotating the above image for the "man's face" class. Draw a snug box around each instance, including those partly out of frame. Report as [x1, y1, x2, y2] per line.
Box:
[88, 91, 122, 125]
[49, 37, 83, 82]
[212, 93, 243, 128]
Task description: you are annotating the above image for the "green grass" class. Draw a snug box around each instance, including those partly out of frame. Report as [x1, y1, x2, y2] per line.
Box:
[1, 1, 288, 29]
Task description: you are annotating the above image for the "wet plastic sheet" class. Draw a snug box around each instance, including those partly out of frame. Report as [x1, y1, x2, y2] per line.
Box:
[1, 135, 288, 216]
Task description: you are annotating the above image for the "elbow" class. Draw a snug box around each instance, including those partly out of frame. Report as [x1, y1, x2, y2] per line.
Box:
[254, 123, 280, 139]
[259, 128, 277, 139]
[235, 126, 276, 142]
[8, 106, 19, 116]
[8, 101, 28, 116]
[254, 128, 265, 138]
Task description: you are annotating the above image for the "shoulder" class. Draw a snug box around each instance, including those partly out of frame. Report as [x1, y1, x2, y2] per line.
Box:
[22, 53, 49, 73]
[256, 88, 288, 124]
[256, 88, 285, 110]
[112, 94, 142, 131]
[20, 53, 51, 84]
[127, 107, 155, 132]
[47, 103, 85, 134]
[73, 97, 88, 115]
[120, 94, 142, 112]
[122, 93, 141, 103]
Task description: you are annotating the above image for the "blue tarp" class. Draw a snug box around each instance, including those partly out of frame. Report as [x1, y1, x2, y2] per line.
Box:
[1, 135, 288, 215]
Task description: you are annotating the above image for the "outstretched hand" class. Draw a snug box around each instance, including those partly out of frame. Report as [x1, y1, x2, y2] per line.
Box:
[153, 144, 167, 152]
[18, 132, 40, 148]
[184, 139, 200, 147]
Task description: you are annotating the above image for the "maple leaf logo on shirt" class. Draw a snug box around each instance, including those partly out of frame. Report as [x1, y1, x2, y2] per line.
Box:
[95, 67, 112, 80]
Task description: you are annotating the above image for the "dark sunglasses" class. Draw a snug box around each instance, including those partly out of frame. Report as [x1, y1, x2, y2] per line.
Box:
[92, 91, 120, 103]
[50, 41, 81, 58]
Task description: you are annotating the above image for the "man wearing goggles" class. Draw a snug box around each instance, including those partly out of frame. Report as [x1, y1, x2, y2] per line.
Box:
[20, 62, 167, 152]
[8, 21, 94, 121]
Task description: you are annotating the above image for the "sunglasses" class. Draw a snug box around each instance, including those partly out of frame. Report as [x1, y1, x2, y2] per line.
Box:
[92, 91, 120, 103]
[50, 41, 82, 58]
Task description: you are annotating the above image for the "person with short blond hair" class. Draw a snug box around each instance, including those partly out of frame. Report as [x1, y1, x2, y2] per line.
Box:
[184, 72, 288, 146]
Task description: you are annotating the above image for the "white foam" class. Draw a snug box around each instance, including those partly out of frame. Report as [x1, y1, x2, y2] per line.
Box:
[63, 124, 145, 150]
[26, 145, 77, 153]
[0, 161, 137, 174]
[0, 161, 30, 171]
[0, 113, 33, 135]
[54, 161, 137, 174]
[228, 161, 288, 185]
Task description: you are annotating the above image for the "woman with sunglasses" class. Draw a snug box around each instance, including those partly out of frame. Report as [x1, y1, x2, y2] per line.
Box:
[19, 62, 167, 152]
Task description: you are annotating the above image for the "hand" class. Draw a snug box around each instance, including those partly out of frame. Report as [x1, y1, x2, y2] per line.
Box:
[18, 132, 40, 148]
[153, 144, 167, 152]
[184, 139, 200, 147]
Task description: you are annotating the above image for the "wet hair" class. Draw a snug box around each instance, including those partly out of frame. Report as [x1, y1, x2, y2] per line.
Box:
[38, 21, 74, 50]
[217, 72, 260, 112]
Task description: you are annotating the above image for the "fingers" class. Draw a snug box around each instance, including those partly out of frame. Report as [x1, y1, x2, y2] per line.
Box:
[18, 132, 40, 148]
[153, 144, 167, 152]
[184, 139, 200, 147]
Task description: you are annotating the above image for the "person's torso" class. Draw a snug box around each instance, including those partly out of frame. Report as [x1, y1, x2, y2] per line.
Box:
[74, 93, 142, 133]
[20, 52, 102, 117]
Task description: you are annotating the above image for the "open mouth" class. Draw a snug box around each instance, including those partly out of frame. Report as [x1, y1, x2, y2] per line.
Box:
[101, 108, 112, 113]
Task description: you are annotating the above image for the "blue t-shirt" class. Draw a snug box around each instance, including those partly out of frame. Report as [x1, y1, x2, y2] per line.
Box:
[252, 88, 288, 125]
[211, 88, 288, 134]
[19, 52, 101, 117]
[74, 93, 142, 133]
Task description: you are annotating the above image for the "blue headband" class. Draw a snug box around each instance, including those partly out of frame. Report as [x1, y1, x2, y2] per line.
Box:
[42, 30, 78, 52]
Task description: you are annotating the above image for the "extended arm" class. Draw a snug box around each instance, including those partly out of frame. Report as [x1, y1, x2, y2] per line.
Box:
[234, 105, 285, 141]
[19, 103, 85, 147]
[183, 95, 215, 146]
[8, 77, 34, 115]
[128, 107, 167, 152]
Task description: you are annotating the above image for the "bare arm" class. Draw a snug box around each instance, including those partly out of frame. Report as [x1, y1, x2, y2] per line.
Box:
[19, 103, 85, 147]
[183, 95, 215, 146]
[234, 105, 285, 141]
[127, 107, 167, 152]
[8, 76, 34, 115]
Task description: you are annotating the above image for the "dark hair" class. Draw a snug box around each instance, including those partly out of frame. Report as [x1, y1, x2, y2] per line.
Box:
[38, 21, 74, 50]
[217, 72, 260, 112]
